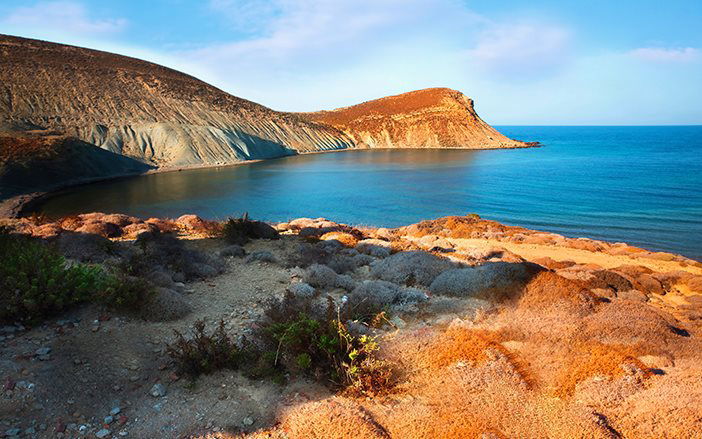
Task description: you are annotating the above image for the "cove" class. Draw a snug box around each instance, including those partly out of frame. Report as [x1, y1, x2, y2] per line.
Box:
[35, 126, 702, 260]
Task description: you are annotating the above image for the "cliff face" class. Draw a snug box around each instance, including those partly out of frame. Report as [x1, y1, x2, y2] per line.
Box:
[0, 34, 354, 168]
[0, 130, 153, 201]
[303, 88, 531, 149]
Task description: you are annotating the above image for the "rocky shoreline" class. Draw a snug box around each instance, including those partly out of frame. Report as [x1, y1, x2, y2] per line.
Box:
[1, 212, 701, 438]
[0, 143, 540, 220]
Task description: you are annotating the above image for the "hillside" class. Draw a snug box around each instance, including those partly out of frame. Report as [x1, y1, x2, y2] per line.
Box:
[0, 34, 354, 168]
[1, 35, 534, 210]
[0, 129, 153, 201]
[303, 88, 533, 149]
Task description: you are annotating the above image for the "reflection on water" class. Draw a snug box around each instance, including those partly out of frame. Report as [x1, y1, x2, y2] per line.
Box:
[36, 127, 702, 259]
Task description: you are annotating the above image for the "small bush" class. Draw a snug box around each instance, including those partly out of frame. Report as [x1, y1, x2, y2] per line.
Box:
[97, 273, 156, 310]
[259, 292, 395, 395]
[0, 228, 107, 324]
[222, 213, 279, 245]
[167, 319, 246, 377]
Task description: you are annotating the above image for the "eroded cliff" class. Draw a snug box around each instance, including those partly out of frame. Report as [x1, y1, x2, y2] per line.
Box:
[0, 34, 354, 168]
[303, 88, 532, 149]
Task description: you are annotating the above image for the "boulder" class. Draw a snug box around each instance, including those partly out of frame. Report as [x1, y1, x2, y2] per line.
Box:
[355, 239, 392, 258]
[140, 288, 191, 321]
[370, 251, 456, 286]
[350, 280, 428, 308]
[246, 251, 277, 264]
[220, 244, 246, 258]
[288, 282, 316, 298]
[429, 262, 540, 300]
[75, 220, 122, 238]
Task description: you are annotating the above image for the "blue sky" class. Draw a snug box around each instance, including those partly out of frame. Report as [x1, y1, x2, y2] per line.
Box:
[1, 0, 700, 124]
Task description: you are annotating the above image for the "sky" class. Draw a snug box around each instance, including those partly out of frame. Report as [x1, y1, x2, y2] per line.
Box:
[1, 0, 701, 125]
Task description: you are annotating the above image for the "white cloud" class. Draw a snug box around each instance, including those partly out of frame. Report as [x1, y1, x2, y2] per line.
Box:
[0, 1, 126, 38]
[628, 47, 700, 63]
[464, 23, 571, 79]
[186, 0, 571, 110]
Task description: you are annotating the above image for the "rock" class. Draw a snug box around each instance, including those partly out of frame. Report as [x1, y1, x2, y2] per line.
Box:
[219, 245, 246, 258]
[304, 264, 339, 289]
[176, 214, 207, 230]
[242, 417, 255, 427]
[110, 407, 121, 416]
[246, 251, 277, 264]
[76, 220, 122, 238]
[139, 288, 191, 322]
[288, 282, 316, 298]
[429, 262, 541, 300]
[57, 232, 118, 263]
[149, 270, 174, 288]
[95, 428, 111, 438]
[149, 383, 167, 397]
[5, 428, 21, 437]
[35, 347, 51, 356]
[355, 239, 392, 258]
[589, 270, 634, 292]
[191, 263, 219, 278]
[617, 289, 648, 302]
[370, 251, 456, 286]
[101, 214, 137, 227]
[123, 222, 157, 236]
[390, 316, 407, 328]
[350, 280, 428, 307]
[249, 221, 280, 240]
[104, 416, 114, 424]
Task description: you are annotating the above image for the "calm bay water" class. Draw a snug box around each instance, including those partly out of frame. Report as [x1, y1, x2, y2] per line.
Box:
[37, 126, 702, 260]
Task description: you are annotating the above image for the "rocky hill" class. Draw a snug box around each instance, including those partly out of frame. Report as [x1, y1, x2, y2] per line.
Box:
[0, 129, 152, 200]
[1, 35, 533, 209]
[303, 88, 533, 149]
[0, 34, 354, 168]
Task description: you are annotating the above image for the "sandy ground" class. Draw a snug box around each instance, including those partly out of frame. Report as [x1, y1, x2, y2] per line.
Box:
[1, 214, 701, 438]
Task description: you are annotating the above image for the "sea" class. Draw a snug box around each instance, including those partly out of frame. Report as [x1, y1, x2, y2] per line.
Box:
[36, 126, 702, 260]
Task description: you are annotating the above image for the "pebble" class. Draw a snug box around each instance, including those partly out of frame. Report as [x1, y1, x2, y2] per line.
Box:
[150, 383, 167, 397]
[119, 431, 128, 437]
[110, 407, 121, 416]
[35, 347, 51, 356]
[95, 428, 111, 438]
[242, 417, 255, 427]
[104, 416, 114, 424]
[5, 428, 20, 436]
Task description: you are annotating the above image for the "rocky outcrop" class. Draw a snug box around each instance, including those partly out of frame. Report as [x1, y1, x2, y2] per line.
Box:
[303, 88, 534, 149]
[0, 131, 153, 213]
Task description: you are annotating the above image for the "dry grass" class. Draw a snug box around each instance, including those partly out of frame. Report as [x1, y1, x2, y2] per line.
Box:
[281, 399, 390, 439]
[554, 341, 651, 396]
[518, 271, 598, 310]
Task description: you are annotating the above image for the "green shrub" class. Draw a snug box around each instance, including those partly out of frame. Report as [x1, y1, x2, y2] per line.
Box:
[166, 295, 394, 396]
[97, 273, 156, 310]
[222, 213, 256, 245]
[221, 213, 278, 245]
[258, 292, 395, 395]
[0, 228, 105, 324]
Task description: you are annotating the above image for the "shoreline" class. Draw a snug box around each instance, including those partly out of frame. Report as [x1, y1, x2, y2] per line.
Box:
[0, 142, 540, 219]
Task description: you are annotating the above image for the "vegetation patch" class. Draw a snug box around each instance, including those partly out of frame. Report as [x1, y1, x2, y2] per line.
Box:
[167, 293, 395, 396]
[555, 342, 651, 396]
[0, 227, 106, 324]
[221, 213, 279, 245]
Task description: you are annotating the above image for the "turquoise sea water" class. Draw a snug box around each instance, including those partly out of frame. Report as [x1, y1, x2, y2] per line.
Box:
[36, 126, 702, 260]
